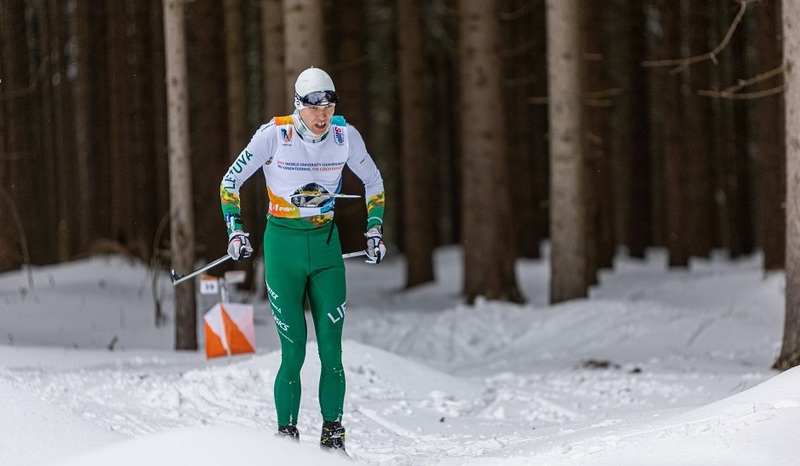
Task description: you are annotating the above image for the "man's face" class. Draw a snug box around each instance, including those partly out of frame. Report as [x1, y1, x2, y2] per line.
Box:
[299, 105, 336, 135]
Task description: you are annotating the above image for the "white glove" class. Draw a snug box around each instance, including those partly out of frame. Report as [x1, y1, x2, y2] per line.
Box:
[365, 227, 386, 264]
[227, 231, 253, 260]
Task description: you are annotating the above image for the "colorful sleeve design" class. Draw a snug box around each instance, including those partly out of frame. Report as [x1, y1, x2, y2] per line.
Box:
[220, 122, 275, 235]
[343, 123, 386, 232]
[220, 185, 246, 235]
[366, 191, 385, 231]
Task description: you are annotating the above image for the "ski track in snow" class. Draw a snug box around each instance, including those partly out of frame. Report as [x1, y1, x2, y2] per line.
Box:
[0, 248, 791, 464]
[0, 339, 774, 465]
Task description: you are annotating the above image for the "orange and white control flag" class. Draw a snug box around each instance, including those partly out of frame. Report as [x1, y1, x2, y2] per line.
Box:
[204, 303, 256, 359]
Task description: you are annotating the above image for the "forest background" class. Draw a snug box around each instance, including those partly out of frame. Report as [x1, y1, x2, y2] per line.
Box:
[1, 1, 796, 357]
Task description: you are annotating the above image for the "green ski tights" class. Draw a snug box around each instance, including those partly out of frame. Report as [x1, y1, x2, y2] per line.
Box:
[264, 217, 347, 426]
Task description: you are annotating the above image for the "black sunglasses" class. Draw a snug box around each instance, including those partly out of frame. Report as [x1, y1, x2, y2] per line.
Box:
[298, 90, 338, 107]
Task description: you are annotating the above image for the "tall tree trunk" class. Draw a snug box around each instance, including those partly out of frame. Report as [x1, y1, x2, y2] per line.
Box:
[364, 0, 399, 245]
[660, 5, 689, 267]
[398, 0, 435, 288]
[150, 0, 170, 254]
[777, 0, 800, 370]
[529, 0, 549, 259]
[711, 0, 753, 258]
[682, 0, 715, 259]
[458, 0, 522, 303]
[224, 0, 259, 284]
[608, 0, 652, 258]
[164, 0, 197, 351]
[0, 81, 5, 269]
[581, 1, 614, 284]
[426, 0, 458, 246]
[107, 0, 134, 250]
[35, 1, 60, 265]
[262, 0, 286, 118]
[0, 5, 10, 268]
[72, 0, 98, 254]
[189, 0, 228, 262]
[50, 0, 76, 261]
[86, 1, 112, 246]
[329, 0, 368, 131]
[224, 0, 248, 154]
[645, 0, 666, 249]
[547, 0, 587, 303]
[504, 0, 547, 259]
[0, 47, 5, 269]
[0, 0, 33, 270]
[756, 0, 785, 270]
[328, 0, 369, 255]
[282, 0, 325, 105]
[129, 0, 159, 260]
[244, 0, 268, 263]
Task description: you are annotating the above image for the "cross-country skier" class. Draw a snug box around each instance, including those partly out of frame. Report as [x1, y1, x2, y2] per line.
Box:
[219, 66, 386, 453]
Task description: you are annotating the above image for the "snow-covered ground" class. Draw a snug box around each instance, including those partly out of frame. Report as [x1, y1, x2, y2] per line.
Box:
[0, 246, 796, 465]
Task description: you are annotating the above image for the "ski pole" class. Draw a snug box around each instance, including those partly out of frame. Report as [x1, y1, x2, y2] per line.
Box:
[170, 254, 232, 285]
[171, 250, 368, 285]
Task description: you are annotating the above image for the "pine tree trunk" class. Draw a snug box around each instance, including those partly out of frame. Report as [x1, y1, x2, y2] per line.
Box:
[329, 0, 368, 130]
[35, 1, 60, 265]
[504, 0, 547, 259]
[0, 0, 32, 270]
[529, 0, 549, 259]
[425, 2, 458, 246]
[83, 1, 112, 247]
[777, 0, 800, 371]
[224, 0, 261, 286]
[608, 0, 652, 259]
[50, 0, 76, 261]
[163, 0, 197, 351]
[73, 0, 96, 254]
[262, 0, 287, 114]
[398, 0, 435, 288]
[190, 0, 229, 263]
[459, 0, 522, 304]
[129, 0, 160, 260]
[660, 5, 689, 267]
[682, 1, 714, 259]
[107, 0, 135, 250]
[756, 0, 785, 270]
[282, 0, 325, 101]
[645, 1, 666, 249]
[225, 0, 248, 153]
[581, 1, 614, 283]
[364, 1, 400, 247]
[0, 5, 10, 270]
[547, 0, 587, 303]
[711, 0, 753, 258]
[150, 0, 170, 248]
[328, 0, 369, 255]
